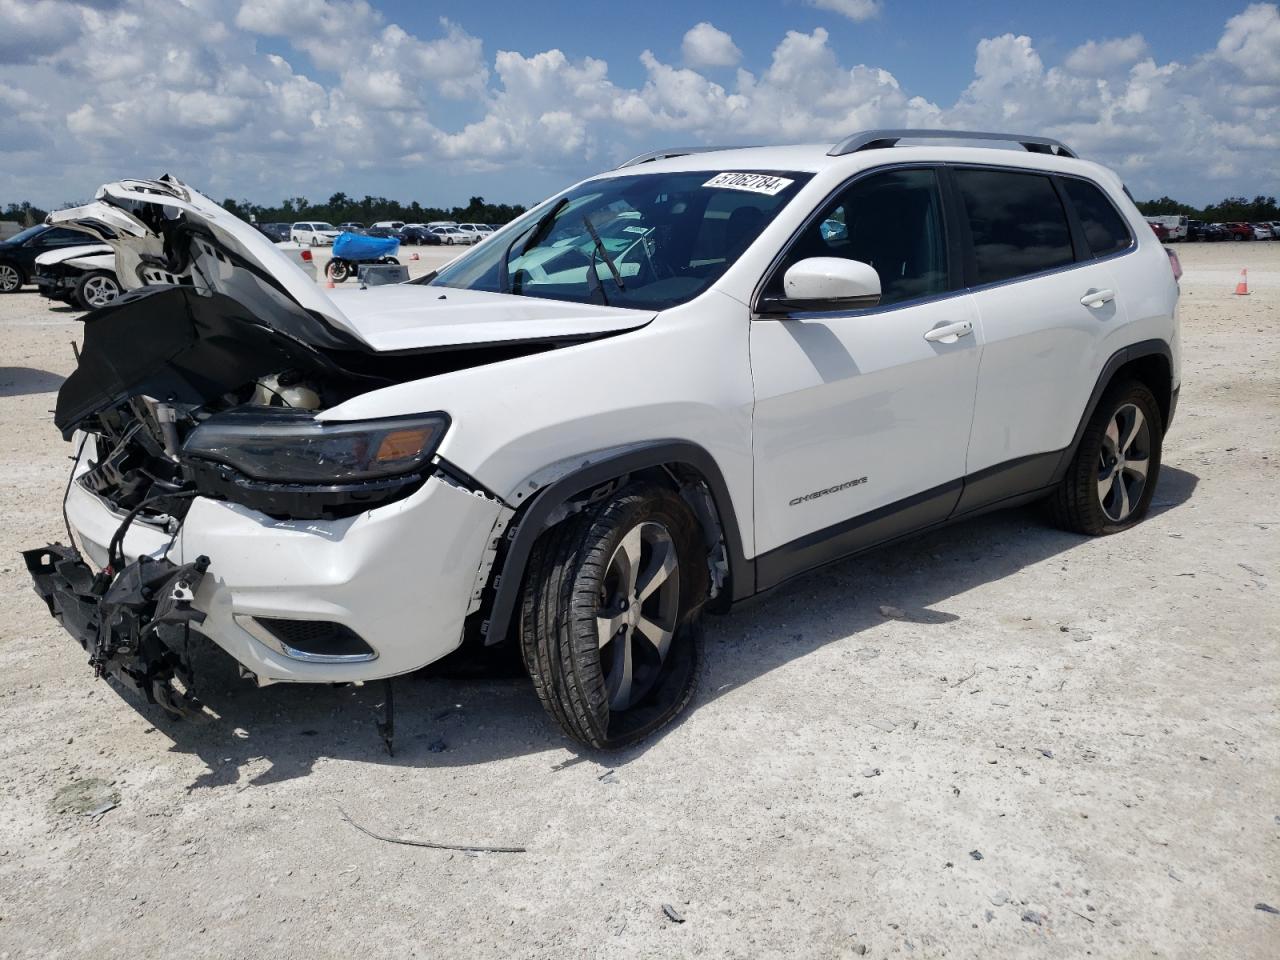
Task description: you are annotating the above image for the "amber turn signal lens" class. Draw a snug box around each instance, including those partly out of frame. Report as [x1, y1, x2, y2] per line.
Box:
[375, 426, 432, 462]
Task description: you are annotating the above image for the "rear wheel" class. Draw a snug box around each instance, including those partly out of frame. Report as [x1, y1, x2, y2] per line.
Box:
[74, 271, 121, 310]
[520, 484, 706, 749]
[0, 262, 21, 293]
[326, 259, 351, 283]
[1050, 380, 1163, 535]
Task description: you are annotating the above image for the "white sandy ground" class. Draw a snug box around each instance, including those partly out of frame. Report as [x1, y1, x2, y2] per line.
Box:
[0, 240, 1276, 959]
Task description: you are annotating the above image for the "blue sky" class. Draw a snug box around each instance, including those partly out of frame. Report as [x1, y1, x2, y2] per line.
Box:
[1, 0, 1277, 209]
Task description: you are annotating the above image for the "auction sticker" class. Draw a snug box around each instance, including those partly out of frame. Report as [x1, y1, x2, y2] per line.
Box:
[703, 172, 794, 196]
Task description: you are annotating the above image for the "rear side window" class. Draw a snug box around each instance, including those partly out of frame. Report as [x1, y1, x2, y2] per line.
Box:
[1062, 178, 1132, 258]
[955, 169, 1074, 285]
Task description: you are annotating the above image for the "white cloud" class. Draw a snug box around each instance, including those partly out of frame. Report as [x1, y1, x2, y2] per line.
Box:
[1064, 34, 1148, 75]
[1217, 2, 1280, 85]
[806, 0, 882, 23]
[0, 0, 1277, 209]
[682, 22, 742, 68]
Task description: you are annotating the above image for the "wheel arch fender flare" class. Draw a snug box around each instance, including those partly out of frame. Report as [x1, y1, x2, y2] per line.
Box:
[1053, 338, 1174, 483]
[479, 439, 754, 647]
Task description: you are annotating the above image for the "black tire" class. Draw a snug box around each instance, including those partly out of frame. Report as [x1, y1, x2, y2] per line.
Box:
[0, 261, 22, 293]
[520, 484, 707, 749]
[74, 271, 121, 310]
[326, 259, 350, 283]
[1049, 380, 1163, 536]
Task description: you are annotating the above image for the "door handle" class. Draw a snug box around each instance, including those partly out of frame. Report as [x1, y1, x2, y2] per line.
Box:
[923, 320, 974, 343]
[1080, 288, 1115, 308]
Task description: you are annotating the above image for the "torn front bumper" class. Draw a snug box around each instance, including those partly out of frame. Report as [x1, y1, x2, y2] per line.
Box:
[23, 545, 211, 715]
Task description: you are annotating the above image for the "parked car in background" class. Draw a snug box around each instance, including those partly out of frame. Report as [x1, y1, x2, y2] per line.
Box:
[34, 243, 120, 309]
[1222, 222, 1254, 240]
[399, 225, 442, 245]
[364, 226, 402, 240]
[457, 223, 493, 241]
[256, 222, 292, 242]
[291, 221, 341, 246]
[0, 224, 108, 293]
[1186, 219, 1220, 241]
[1267, 221, 1280, 239]
[26, 139, 1180, 748]
[34, 237, 317, 311]
[1252, 223, 1274, 240]
[1145, 215, 1188, 241]
[371, 220, 405, 231]
[1148, 221, 1170, 242]
[430, 225, 472, 245]
[339, 222, 365, 232]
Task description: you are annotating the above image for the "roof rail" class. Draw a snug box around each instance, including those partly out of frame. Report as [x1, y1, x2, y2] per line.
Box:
[828, 129, 1077, 159]
[616, 145, 752, 169]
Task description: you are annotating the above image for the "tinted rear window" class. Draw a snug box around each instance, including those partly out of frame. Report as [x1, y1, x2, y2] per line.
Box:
[955, 169, 1075, 285]
[1062, 178, 1132, 258]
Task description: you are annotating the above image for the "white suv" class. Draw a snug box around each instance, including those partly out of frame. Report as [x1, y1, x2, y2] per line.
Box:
[26, 132, 1180, 748]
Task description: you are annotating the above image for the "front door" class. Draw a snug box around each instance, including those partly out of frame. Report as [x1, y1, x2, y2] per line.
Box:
[749, 167, 982, 588]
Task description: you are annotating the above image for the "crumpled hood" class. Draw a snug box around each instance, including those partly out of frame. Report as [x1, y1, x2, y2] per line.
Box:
[48, 176, 364, 345]
[327, 284, 655, 352]
[47, 176, 657, 353]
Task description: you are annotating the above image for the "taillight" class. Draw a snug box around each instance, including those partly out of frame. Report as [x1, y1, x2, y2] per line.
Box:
[1165, 247, 1182, 282]
[301, 248, 313, 261]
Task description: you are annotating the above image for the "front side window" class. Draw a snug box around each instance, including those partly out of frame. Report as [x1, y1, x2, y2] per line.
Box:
[764, 168, 949, 308]
[955, 169, 1075, 285]
[430, 170, 811, 310]
[1062, 177, 1132, 258]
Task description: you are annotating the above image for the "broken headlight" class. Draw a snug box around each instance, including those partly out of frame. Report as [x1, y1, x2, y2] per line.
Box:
[182, 407, 449, 483]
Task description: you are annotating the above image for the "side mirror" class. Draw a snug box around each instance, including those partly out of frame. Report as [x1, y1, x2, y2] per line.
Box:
[759, 257, 881, 315]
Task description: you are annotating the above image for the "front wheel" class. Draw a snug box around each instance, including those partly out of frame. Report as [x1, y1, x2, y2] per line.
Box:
[1049, 380, 1163, 535]
[326, 259, 351, 283]
[520, 484, 706, 749]
[75, 271, 121, 310]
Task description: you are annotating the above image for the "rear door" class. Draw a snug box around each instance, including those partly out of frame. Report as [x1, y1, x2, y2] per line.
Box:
[955, 166, 1130, 505]
[749, 166, 982, 586]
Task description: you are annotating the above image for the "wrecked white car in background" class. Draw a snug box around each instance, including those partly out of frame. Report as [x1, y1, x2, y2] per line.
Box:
[34, 242, 122, 310]
[25, 136, 1179, 749]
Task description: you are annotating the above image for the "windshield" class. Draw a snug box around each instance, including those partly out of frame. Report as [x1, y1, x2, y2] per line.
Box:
[8, 225, 46, 245]
[314, 223, 337, 231]
[430, 169, 811, 310]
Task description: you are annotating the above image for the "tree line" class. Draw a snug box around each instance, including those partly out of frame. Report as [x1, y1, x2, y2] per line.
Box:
[2, 192, 527, 229]
[7, 191, 1277, 230]
[1136, 195, 1279, 222]
[223, 192, 527, 227]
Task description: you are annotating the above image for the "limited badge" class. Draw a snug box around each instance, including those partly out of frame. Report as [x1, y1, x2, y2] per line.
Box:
[703, 172, 795, 196]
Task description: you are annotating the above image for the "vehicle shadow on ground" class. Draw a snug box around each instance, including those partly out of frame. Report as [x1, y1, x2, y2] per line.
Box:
[0, 366, 65, 397]
[121, 466, 1199, 789]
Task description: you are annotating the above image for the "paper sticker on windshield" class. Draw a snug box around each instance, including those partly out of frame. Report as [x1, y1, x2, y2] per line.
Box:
[703, 172, 794, 196]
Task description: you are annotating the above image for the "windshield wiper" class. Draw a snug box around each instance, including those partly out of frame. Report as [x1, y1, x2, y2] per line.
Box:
[582, 216, 625, 292]
[499, 196, 569, 296]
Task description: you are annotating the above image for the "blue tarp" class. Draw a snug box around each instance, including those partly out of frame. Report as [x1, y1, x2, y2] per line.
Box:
[332, 231, 399, 260]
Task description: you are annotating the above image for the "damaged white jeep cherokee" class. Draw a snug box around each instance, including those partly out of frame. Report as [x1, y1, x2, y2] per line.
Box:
[25, 130, 1180, 749]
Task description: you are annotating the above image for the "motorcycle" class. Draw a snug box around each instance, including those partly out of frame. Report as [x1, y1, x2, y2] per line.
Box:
[325, 231, 400, 283]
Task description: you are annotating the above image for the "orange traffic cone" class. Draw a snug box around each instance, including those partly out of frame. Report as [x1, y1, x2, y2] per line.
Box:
[325, 279, 336, 289]
[1234, 268, 1249, 295]
[410, 252, 420, 261]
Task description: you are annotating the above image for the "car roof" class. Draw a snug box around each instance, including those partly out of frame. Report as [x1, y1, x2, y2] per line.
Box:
[588, 131, 1124, 193]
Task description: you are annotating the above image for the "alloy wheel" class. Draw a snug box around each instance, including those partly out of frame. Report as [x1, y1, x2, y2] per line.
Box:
[595, 521, 681, 712]
[0, 264, 19, 292]
[1097, 402, 1151, 523]
[82, 275, 119, 307]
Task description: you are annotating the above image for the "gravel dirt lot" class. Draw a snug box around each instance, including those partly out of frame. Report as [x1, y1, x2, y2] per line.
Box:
[0, 240, 1276, 959]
